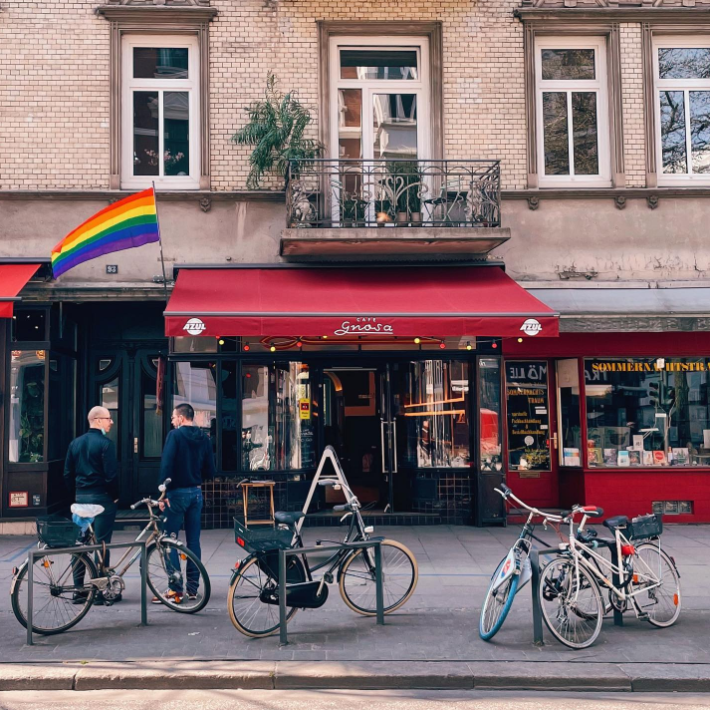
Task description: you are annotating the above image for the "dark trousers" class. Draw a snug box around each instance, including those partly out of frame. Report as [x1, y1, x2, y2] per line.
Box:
[162, 487, 203, 594]
[72, 492, 117, 588]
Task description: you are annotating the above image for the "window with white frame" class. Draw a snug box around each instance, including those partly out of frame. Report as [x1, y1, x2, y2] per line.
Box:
[329, 37, 430, 161]
[654, 38, 710, 182]
[121, 36, 200, 190]
[535, 38, 610, 186]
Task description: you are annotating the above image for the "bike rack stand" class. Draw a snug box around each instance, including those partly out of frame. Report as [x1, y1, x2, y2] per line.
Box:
[278, 539, 384, 646]
[530, 546, 624, 647]
[26, 540, 148, 646]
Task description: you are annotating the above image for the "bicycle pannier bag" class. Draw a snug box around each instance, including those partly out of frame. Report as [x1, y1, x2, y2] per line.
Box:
[37, 516, 81, 548]
[627, 513, 662, 541]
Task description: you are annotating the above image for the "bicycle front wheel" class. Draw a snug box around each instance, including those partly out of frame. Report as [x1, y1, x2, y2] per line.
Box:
[339, 539, 418, 616]
[632, 543, 681, 627]
[539, 556, 604, 649]
[11, 550, 97, 635]
[227, 553, 306, 638]
[479, 557, 520, 641]
[146, 538, 211, 613]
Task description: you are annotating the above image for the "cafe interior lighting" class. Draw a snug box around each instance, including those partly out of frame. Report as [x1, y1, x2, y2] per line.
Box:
[466, 342, 472, 350]
[414, 337, 421, 344]
[517, 337, 523, 343]
[218, 338, 225, 346]
[404, 409, 466, 417]
[243, 343, 250, 351]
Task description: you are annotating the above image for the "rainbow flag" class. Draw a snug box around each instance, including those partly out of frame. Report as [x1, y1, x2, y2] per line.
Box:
[51, 188, 159, 277]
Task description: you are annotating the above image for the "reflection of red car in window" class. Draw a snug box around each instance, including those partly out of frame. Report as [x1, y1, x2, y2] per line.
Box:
[480, 408, 500, 456]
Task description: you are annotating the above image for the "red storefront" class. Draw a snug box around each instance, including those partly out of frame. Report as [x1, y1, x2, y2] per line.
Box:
[504, 331, 710, 523]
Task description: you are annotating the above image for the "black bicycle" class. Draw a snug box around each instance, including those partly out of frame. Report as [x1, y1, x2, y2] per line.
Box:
[227, 477, 418, 638]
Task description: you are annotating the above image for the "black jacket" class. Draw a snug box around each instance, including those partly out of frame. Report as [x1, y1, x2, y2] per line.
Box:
[159, 425, 216, 490]
[64, 429, 119, 499]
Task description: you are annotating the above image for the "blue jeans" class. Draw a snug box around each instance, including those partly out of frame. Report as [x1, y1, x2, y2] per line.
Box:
[162, 487, 203, 595]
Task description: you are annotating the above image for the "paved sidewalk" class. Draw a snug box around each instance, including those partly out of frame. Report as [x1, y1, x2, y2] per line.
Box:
[0, 524, 708, 690]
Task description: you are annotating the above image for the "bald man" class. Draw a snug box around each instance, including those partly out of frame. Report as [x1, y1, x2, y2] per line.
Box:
[64, 406, 119, 603]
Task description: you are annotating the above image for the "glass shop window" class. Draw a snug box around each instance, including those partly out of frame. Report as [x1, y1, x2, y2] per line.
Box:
[9, 350, 46, 463]
[241, 362, 316, 472]
[557, 358, 582, 466]
[396, 359, 471, 468]
[585, 358, 710, 467]
[173, 361, 217, 439]
[11, 309, 47, 342]
[505, 360, 552, 473]
[479, 358, 503, 471]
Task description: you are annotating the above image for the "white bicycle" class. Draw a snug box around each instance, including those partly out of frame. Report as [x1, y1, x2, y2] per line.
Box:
[540, 506, 681, 649]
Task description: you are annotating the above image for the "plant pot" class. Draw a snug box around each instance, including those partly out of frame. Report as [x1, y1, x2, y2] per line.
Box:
[410, 211, 422, 226]
[396, 211, 409, 226]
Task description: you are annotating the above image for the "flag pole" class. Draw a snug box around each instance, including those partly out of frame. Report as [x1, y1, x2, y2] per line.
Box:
[152, 182, 169, 303]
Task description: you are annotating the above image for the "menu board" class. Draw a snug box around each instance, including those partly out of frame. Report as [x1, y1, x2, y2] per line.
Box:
[505, 360, 551, 475]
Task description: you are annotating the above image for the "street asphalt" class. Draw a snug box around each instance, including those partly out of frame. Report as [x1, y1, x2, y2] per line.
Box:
[0, 523, 709, 691]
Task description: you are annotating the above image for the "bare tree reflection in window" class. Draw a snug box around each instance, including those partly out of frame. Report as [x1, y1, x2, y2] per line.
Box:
[660, 91, 687, 174]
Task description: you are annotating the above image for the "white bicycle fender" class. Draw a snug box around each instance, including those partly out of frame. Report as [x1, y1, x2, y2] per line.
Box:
[492, 549, 518, 592]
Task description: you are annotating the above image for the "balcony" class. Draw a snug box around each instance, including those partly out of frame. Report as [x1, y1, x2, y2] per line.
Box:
[281, 159, 509, 262]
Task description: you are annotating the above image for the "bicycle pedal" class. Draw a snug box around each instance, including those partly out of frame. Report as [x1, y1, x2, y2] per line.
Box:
[324, 572, 334, 584]
[637, 613, 649, 621]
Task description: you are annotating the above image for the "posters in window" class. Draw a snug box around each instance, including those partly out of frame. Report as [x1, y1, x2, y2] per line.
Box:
[505, 361, 551, 476]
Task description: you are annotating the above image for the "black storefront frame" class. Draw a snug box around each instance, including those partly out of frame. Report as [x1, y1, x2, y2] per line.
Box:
[169, 344, 503, 525]
[2, 305, 80, 518]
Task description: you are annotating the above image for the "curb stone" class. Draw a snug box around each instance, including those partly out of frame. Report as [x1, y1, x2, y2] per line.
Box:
[1, 661, 710, 692]
[471, 661, 632, 691]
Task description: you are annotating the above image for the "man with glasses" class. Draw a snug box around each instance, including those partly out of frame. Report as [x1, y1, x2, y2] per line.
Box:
[155, 402, 215, 604]
[64, 405, 120, 604]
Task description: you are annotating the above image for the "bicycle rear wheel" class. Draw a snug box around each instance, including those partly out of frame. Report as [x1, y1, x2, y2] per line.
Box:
[539, 556, 604, 649]
[339, 539, 418, 616]
[11, 550, 97, 635]
[631, 543, 681, 627]
[146, 538, 211, 613]
[228, 553, 306, 638]
[479, 557, 520, 641]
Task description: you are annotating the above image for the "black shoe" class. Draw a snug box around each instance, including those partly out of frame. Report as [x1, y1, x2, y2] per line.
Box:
[72, 592, 89, 605]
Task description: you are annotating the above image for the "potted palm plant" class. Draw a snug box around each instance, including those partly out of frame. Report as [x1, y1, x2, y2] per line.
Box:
[232, 72, 323, 190]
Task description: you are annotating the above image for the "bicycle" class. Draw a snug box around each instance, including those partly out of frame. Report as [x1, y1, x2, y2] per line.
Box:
[539, 506, 681, 649]
[227, 474, 418, 638]
[11, 478, 211, 635]
[479, 483, 562, 641]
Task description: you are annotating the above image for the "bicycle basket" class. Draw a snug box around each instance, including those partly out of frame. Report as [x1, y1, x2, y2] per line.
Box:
[234, 517, 293, 553]
[37, 517, 80, 549]
[628, 513, 663, 541]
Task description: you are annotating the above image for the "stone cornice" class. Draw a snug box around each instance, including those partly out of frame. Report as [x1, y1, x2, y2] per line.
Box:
[516, 7, 710, 21]
[96, 5, 217, 22]
[0, 190, 283, 202]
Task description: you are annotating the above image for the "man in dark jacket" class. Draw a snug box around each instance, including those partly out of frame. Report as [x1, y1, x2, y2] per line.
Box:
[64, 405, 119, 602]
[156, 402, 216, 602]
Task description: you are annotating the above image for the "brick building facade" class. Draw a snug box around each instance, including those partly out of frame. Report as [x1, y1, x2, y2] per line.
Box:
[1, 0, 710, 528]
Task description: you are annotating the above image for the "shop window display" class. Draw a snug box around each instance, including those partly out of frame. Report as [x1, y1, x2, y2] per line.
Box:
[397, 360, 471, 468]
[585, 358, 710, 467]
[479, 358, 502, 471]
[8, 350, 46, 463]
[241, 363, 315, 471]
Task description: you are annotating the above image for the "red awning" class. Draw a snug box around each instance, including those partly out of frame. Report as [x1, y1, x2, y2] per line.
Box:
[0, 263, 42, 318]
[164, 266, 559, 338]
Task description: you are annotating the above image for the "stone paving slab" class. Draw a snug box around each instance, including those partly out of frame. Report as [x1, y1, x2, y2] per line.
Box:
[619, 664, 710, 692]
[0, 525, 706, 666]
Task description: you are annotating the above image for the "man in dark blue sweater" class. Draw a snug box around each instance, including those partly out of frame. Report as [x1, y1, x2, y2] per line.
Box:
[156, 402, 216, 603]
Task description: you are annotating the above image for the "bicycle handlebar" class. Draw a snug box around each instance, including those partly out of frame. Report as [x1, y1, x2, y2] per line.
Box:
[130, 478, 172, 510]
[494, 486, 563, 523]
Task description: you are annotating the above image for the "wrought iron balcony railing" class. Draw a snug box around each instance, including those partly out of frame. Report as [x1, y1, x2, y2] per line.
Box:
[285, 159, 501, 229]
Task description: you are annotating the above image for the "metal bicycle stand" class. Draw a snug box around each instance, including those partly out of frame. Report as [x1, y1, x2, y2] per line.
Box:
[26, 540, 149, 646]
[278, 539, 385, 646]
[530, 546, 624, 647]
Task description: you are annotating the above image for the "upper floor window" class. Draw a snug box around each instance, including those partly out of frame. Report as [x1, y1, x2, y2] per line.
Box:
[330, 37, 430, 161]
[535, 38, 610, 187]
[655, 39, 710, 184]
[121, 35, 200, 190]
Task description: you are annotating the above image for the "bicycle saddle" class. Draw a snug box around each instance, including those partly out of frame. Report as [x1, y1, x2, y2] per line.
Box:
[71, 503, 105, 518]
[579, 506, 605, 518]
[274, 511, 305, 526]
[603, 515, 629, 531]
